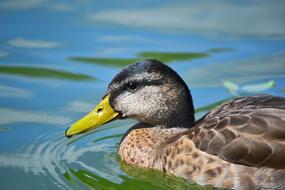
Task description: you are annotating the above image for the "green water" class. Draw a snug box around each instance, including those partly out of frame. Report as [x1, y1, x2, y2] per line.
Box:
[0, 0, 285, 189]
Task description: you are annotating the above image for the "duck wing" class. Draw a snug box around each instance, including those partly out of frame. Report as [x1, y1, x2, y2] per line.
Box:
[189, 94, 285, 169]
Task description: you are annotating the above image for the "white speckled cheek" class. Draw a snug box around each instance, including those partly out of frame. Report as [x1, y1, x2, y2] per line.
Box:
[114, 86, 167, 119]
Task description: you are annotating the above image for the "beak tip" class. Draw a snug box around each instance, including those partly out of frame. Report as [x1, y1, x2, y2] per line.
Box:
[65, 128, 73, 138]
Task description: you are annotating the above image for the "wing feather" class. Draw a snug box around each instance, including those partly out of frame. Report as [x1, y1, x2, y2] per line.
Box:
[189, 95, 285, 169]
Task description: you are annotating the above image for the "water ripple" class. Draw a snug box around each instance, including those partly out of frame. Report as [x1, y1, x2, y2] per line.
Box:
[0, 124, 128, 189]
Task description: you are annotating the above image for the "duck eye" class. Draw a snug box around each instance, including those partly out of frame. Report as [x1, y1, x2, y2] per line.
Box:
[127, 81, 137, 90]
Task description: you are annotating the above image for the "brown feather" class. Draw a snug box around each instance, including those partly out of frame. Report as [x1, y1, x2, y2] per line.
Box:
[190, 95, 285, 169]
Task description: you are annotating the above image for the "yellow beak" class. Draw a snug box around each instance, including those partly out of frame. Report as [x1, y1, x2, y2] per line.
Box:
[65, 95, 119, 137]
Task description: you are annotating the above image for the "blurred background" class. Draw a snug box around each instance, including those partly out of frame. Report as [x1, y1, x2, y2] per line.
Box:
[0, 0, 284, 189]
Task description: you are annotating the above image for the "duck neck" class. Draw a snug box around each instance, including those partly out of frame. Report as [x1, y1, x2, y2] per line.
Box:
[165, 79, 196, 128]
[164, 86, 196, 128]
[149, 93, 195, 129]
[164, 104, 195, 128]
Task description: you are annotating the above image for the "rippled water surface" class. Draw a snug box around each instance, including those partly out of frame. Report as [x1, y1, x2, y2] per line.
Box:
[0, 1, 285, 189]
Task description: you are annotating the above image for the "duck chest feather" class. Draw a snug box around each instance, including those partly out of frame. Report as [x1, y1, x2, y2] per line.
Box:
[118, 127, 285, 190]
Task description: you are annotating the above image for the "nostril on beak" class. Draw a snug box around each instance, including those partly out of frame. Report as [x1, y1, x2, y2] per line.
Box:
[97, 107, 103, 113]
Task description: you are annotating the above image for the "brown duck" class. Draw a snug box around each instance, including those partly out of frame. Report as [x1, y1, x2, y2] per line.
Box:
[65, 60, 285, 190]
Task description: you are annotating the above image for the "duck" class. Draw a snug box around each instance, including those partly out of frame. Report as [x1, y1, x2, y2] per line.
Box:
[65, 59, 285, 190]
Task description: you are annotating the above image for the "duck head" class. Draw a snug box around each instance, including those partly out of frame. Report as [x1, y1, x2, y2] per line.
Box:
[65, 59, 195, 137]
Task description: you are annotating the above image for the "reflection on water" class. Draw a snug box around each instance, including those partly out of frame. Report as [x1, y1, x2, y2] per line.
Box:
[223, 80, 275, 96]
[0, 108, 71, 126]
[185, 52, 285, 87]
[0, 66, 94, 81]
[0, 84, 32, 98]
[0, 137, 69, 187]
[66, 101, 95, 113]
[0, 0, 285, 189]
[69, 51, 210, 67]
[68, 57, 137, 67]
[0, 127, 8, 132]
[67, 165, 211, 190]
[0, 127, 123, 189]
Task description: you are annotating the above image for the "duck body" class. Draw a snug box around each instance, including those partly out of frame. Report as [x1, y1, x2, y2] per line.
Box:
[119, 95, 285, 190]
[66, 60, 285, 190]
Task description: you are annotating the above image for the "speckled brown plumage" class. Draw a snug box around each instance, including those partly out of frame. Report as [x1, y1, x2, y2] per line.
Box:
[192, 95, 285, 169]
[119, 95, 285, 190]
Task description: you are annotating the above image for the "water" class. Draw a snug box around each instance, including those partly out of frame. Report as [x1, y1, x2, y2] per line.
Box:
[0, 0, 285, 189]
